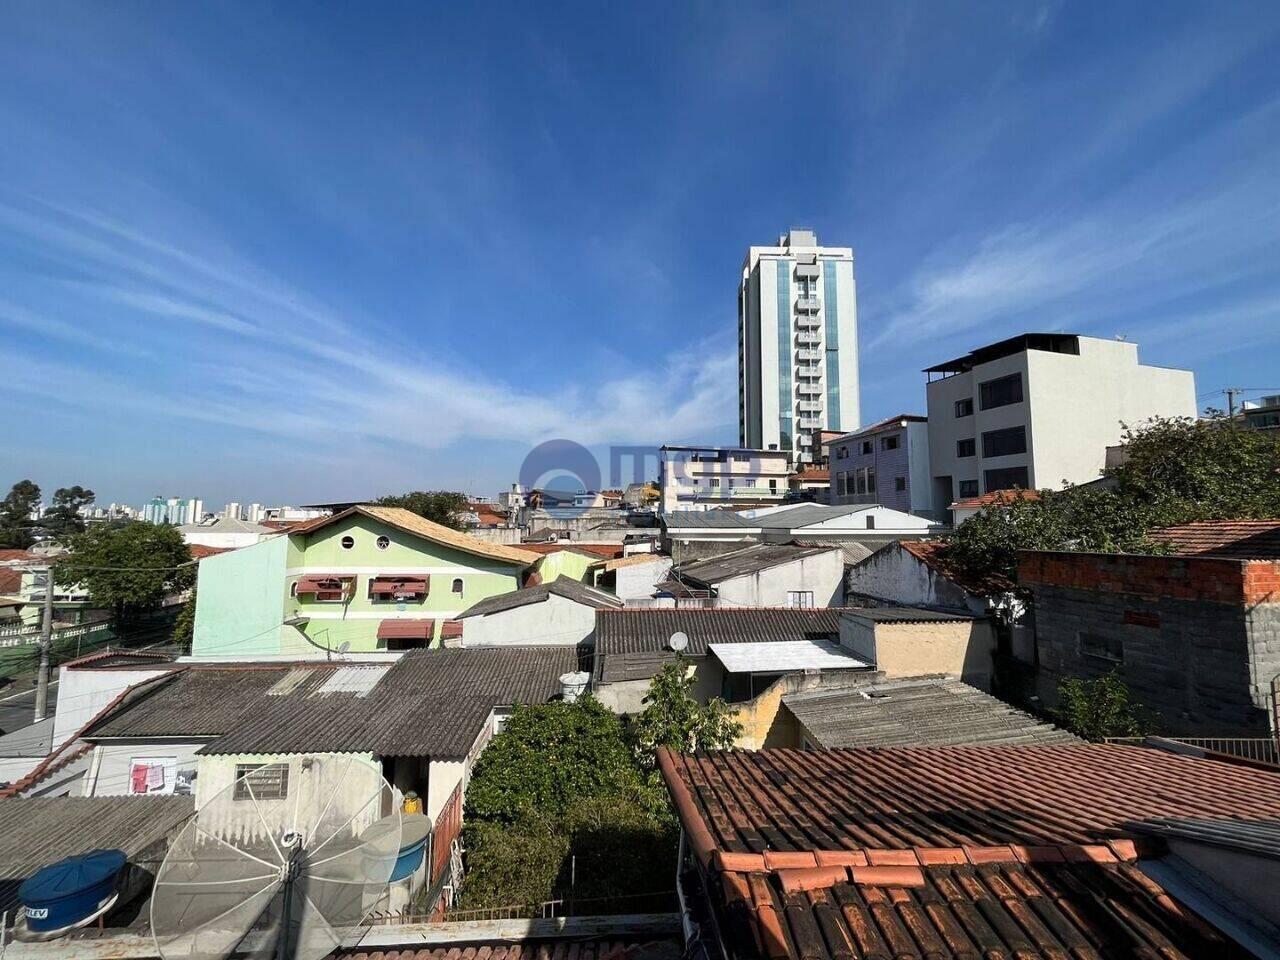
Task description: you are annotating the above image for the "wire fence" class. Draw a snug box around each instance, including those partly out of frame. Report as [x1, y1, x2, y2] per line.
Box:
[438, 890, 679, 923]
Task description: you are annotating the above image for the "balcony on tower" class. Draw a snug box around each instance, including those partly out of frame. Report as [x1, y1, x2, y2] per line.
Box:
[795, 348, 822, 362]
[795, 295, 820, 313]
[797, 399, 823, 413]
[796, 379, 823, 395]
[796, 331, 821, 347]
[794, 313, 821, 329]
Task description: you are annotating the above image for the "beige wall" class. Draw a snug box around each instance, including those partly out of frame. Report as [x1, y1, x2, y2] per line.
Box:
[841, 617, 993, 690]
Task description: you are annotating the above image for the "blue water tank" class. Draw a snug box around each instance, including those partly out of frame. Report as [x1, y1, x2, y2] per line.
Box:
[19, 849, 126, 934]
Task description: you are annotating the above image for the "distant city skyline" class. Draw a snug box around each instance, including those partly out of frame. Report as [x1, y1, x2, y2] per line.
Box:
[3, 4, 1279, 504]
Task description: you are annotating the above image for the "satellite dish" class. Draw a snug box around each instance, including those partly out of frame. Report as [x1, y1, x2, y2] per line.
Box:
[668, 631, 689, 652]
[335, 641, 352, 656]
[151, 755, 401, 960]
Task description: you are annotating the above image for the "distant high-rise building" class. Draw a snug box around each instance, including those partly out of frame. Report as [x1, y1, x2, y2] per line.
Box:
[140, 496, 204, 525]
[738, 229, 861, 465]
[246, 503, 266, 523]
[223, 502, 243, 520]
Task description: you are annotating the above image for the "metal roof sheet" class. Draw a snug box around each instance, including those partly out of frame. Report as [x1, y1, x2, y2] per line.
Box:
[673, 543, 838, 585]
[87, 647, 583, 759]
[708, 640, 869, 674]
[459, 578, 623, 619]
[596, 608, 844, 658]
[783, 676, 1078, 747]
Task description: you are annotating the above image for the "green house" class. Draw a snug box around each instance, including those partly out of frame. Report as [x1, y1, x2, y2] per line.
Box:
[191, 505, 541, 657]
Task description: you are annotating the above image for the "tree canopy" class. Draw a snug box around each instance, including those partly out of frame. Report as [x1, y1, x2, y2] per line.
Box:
[944, 415, 1280, 588]
[1055, 671, 1153, 741]
[630, 658, 743, 768]
[39, 486, 96, 540]
[55, 521, 195, 619]
[374, 491, 468, 531]
[0, 480, 42, 549]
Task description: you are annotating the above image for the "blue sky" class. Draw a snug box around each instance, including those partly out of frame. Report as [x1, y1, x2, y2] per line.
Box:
[3, 2, 1279, 508]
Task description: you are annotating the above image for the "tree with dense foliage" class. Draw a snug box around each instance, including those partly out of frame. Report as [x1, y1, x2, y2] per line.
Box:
[39, 486, 96, 539]
[172, 588, 197, 653]
[465, 696, 652, 825]
[630, 657, 743, 769]
[0, 480, 42, 549]
[944, 415, 1280, 589]
[459, 695, 677, 911]
[374, 491, 468, 531]
[55, 522, 195, 620]
[1055, 671, 1153, 741]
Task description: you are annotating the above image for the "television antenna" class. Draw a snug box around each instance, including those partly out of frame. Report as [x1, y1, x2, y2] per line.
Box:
[151, 755, 401, 960]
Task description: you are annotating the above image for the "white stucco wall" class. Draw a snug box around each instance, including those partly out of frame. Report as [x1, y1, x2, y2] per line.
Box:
[845, 544, 982, 613]
[53, 664, 177, 752]
[85, 739, 207, 797]
[614, 557, 673, 601]
[715, 550, 845, 607]
[461, 594, 597, 646]
[1026, 339, 1195, 489]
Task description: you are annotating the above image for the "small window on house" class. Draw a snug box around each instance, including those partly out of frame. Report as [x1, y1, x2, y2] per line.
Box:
[787, 590, 815, 608]
[956, 438, 976, 458]
[452, 578, 464, 595]
[894, 476, 906, 492]
[865, 516, 875, 529]
[234, 763, 289, 801]
[340, 535, 355, 550]
[984, 465, 1029, 491]
[955, 398, 974, 417]
[769, 479, 777, 491]
[958, 480, 979, 498]
[982, 426, 1027, 459]
[709, 478, 720, 488]
[837, 446, 848, 458]
[1078, 632, 1123, 663]
[860, 440, 872, 455]
[376, 535, 390, 550]
[881, 435, 900, 451]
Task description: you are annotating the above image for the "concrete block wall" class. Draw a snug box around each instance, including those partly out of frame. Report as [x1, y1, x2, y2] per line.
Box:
[1020, 551, 1280, 735]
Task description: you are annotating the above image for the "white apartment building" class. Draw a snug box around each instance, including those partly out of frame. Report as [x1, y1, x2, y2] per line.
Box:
[925, 333, 1196, 508]
[659, 445, 791, 514]
[141, 496, 204, 526]
[738, 229, 861, 465]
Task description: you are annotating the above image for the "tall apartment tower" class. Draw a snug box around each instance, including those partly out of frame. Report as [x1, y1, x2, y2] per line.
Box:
[738, 228, 860, 465]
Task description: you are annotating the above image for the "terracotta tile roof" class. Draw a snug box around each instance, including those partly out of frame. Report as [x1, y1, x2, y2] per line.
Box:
[791, 468, 830, 482]
[1148, 519, 1280, 559]
[188, 544, 232, 559]
[0, 550, 38, 563]
[0, 567, 21, 596]
[949, 488, 1041, 510]
[289, 505, 542, 566]
[658, 745, 1280, 855]
[897, 540, 1014, 595]
[657, 745, 1280, 960]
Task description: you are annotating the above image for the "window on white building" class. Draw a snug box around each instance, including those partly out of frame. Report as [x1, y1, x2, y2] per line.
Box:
[787, 591, 815, 608]
[234, 763, 289, 801]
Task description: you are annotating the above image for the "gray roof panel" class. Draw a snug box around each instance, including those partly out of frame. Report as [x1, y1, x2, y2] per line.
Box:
[459, 578, 623, 619]
[783, 676, 1079, 748]
[672, 543, 838, 586]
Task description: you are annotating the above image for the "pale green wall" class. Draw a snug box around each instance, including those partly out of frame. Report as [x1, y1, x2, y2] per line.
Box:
[534, 550, 596, 585]
[192, 536, 291, 658]
[290, 515, 526, 652]
[194, 514, 528, 656]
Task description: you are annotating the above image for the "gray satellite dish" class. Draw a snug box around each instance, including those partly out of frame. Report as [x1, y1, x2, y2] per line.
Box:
[150, 755, 401, 960]
[336, 641, 352, 656]
[668, 631, 689, 652]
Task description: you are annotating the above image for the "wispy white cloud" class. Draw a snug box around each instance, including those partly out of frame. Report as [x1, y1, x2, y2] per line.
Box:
[0, 199, 737, 454]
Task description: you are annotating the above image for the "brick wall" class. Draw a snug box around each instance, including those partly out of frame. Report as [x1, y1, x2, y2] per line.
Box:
[1021, 551, 1280, 736]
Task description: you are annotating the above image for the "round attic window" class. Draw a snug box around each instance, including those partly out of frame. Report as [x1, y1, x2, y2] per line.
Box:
[376, 535, 390, 550]
[340, 535, 355, 550]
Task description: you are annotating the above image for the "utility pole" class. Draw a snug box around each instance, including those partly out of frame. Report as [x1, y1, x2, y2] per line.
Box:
[1226, 387, 1240, 424]
[33, 563, 54, 722]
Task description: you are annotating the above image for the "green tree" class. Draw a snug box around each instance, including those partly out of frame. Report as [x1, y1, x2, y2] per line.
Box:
[942, 414, 1280, 590]
[1109, 415, 1280, 523]
[1055, 671, 1153, 741]
[0, 480, 42, 549]
[55, 522, 195, 621]
[374, 491, 469, 530]
[172, 587, 197, 654]
[465, 697, 649, 827]
[630, 657, 743, 770]
[39, 485, 96, 540]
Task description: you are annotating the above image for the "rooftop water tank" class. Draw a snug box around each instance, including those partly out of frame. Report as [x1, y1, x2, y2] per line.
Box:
[560, 671, 589, 702]
[19, 849, 126, 936]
